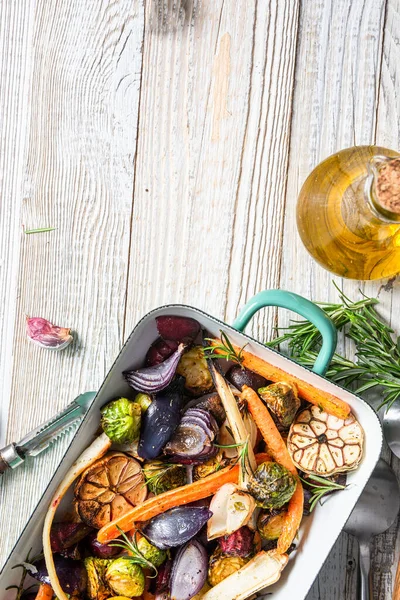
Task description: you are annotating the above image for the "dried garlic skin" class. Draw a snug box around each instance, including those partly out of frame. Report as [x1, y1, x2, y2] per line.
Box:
[26, 316, 73, 350]
[287, 405, 364, 476]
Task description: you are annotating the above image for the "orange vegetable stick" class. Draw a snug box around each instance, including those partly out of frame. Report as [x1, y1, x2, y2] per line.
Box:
[211, 341, 350, 419]
[242, 386, 297, 475]
[35, 583, 53, 600]
[97, 453, 270, 544]
[277, 484, 304, 554]
[242, 385, 303, 554]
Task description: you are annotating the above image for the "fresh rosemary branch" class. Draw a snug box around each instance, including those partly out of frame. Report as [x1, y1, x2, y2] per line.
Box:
[267, 285, 400, 409]
[301, 474, 347, 512]
[110, 527, 158, 575]
[204, 331, 247, 365]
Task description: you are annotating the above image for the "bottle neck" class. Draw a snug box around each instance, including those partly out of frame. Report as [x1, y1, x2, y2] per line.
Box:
[365, 155, 400, 224]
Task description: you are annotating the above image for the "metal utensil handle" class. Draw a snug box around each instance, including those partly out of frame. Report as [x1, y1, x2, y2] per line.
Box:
[232, 289, 337, 375]
[359, 539, 372, 600]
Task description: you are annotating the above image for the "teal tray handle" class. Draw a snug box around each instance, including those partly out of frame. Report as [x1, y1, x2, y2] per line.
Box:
[232, 290, 337, 376]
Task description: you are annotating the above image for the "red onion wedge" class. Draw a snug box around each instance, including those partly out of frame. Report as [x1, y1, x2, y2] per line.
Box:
[124, 343, 186, 393]
[170, 539, 208, 600]
[146, 338, 178, 366]
[156, 316, 200, 344]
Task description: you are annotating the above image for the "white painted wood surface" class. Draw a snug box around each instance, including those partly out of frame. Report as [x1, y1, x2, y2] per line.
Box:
[0, 1, 399, 598]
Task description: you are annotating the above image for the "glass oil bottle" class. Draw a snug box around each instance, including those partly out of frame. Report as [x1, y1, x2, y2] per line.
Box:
[296, 146, 400, 280]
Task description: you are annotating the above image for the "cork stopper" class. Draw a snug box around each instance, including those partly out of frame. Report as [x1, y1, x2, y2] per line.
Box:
[374, 157, 400, 215]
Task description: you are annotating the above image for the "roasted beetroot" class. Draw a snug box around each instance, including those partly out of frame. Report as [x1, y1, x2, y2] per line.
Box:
[226, 365, 268, 392]
[86, 531, 120, 558]
[155, 558, 173, 594]
[218, 526, 254, 557]
[146, 338, 178, 366]
[50, 522, 92, 553]
[156, 316, 200, 343]
[26, 556, 87, 596]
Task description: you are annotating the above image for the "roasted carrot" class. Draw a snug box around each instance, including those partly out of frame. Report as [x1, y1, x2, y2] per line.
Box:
[277, 483, 304, 554]
[211, 340, 350, 419]
[97, 452, 270, 544]
[242, 385, 297, 475]
[35, 583, 53, 600]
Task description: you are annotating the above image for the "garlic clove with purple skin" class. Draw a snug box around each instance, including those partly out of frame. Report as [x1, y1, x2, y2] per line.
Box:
[26, 317, 73, 350]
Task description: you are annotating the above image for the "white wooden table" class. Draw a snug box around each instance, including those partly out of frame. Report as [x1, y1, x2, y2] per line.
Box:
[1, 1, 399, 598]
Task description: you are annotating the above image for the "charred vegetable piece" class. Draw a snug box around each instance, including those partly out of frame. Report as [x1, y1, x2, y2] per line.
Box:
[105, 558, 145, 597]
[164, 408, 218, 461]
[287, 406, 364, 476]
[74, 452, 147, 529]
[101, 398, 141, 444]
[247, 461, 297, 509]
[85, 557, 112, 600]
[146, 338, 178, 366]
[155, 558, 173, 594]
[258, 383, 300, 429]
[257, 510, 287, 541]
[138, 378, 185, 460]
[185, 392, 226, 426]
[193, 451, 226, 480]
[137, 535, 167, 567]
[124, 343, 186, 394]
[176, 346, 214, 396]
[156, 315, 200, 343]
[218, 526, 254, 557]
[29, 556, 87, 596]
[143, 461, 186, 495]
[86, 531, 121, 558]
[208, 548, 249, 587]
[170, 539, 208, 600]
[50, 522, 92, 553]
[226, 365, 268, 392]
[140, 506, 212, 549]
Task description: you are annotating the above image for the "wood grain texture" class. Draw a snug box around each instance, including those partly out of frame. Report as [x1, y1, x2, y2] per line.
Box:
[0, 0, 145, 564]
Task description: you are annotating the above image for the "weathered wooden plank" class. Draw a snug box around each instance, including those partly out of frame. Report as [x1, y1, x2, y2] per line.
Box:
[0, 0, 145, 565]
[279, 1, 388, 598]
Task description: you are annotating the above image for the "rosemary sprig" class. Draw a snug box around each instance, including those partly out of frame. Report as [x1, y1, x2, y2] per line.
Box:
[24, 227, 56, 234]
[301, 474, 347, 512]
[143, 463, 181, 493]
[6, 550, 38, 600]
[204, 331, 247, 365]
[267, 285, 400, 409]
[110, 527, 158, 576]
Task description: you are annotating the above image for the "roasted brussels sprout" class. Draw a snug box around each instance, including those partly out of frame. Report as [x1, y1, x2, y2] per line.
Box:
[84, 557, 112, 600]
[134, 392, 152, 412]
[247, 461, 297, 509]
[105, 558, 145, 597]
[193, 451, 226, 480]
[258, 383, 300, 429]
[207, 548, 249, 587]
[176, 346, 214, 396]
[137, 535, 167, 567]
[101, 398, 141, 444]
[143, 460, 186, 495]
[257, 510, 287, 540]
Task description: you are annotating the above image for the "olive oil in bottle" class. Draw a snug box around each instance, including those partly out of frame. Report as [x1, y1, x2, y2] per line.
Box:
[296, 146, 400, 280]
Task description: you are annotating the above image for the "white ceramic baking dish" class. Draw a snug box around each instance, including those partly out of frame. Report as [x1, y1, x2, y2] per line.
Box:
[0, 290, 383, 600]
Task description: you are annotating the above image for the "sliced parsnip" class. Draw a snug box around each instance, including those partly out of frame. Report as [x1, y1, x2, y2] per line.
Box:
[201, 551, 288, 600]
[207, 483, 237, 539]
[43, 432, 111, 600]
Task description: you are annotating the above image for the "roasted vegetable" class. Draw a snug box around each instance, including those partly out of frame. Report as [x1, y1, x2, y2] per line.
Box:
[146, 338, 178, 366]
[140, 506, 212, 549]
[258, 383, 300, 429]
[170, 539, 208, 600]
[185, 392, 226, 426]
[287, 406, 364, 476]
[218, 526, 254, 557]
[257, 510, 287, 541]
[134, 392, 152, 412]
[176, 346, 214, 396]
[50, 522, 92, 554]
[28, 556, 87, 597]
[138, 377, 185, 460]
[124, 344, 186, 394]
[193, 451, 226, 480]
[156, 315, 200, 343]
[164, 408, 218, 462]
[86, 531, 121, 558]
[74, 452, 147, 529]
[105, 558, 145, 597]
[226, 365, 268, 392]
[154, 559, 172, 596]
[137, 535, 167, 567]
[85, 557, 111, 600]
[247, 462, 297, 509]
[143, 460, 186, 495]
[208, 548, 249, 587]
[207, 483, 256, 540]
[101, 398, 141, 444]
